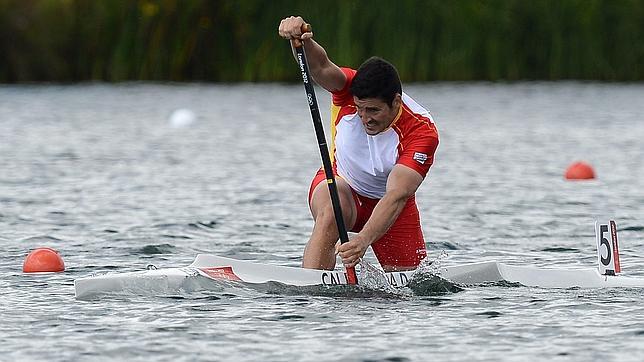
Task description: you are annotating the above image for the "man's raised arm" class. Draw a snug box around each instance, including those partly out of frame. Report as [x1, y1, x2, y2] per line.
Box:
[278, 16, 346, 93]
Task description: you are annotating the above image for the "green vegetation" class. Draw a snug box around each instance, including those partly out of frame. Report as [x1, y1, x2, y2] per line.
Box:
[1, 0, 643, 82]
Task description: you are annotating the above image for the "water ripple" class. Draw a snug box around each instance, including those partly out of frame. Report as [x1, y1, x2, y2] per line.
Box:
[3, 83, 644, 361]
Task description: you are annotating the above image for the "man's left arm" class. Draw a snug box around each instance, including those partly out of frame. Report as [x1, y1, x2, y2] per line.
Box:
[336, 165, 423, 267]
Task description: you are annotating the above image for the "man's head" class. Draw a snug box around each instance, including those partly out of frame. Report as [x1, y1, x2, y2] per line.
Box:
[350, 57, 403, 135]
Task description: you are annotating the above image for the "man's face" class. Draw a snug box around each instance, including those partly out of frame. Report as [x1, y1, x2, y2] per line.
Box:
[353, 94, 401, 135]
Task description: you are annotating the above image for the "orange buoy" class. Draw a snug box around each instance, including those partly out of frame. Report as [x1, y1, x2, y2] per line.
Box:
[565, 161, 596, 180]
[23, 247, 65, 273]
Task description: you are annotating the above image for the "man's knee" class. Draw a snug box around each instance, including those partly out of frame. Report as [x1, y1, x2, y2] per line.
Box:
[313, 204, 338, 227]
[310, 180, 356, 228]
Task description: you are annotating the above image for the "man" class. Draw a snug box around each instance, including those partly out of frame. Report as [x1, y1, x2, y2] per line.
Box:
[278, 16, 439, 272]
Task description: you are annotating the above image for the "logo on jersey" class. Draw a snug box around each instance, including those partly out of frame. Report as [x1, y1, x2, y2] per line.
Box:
[413, 152, 428, 164]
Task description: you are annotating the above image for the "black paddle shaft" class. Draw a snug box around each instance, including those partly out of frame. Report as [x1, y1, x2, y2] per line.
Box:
[294, 45, 350, 245]
[293, 37, 358, 285]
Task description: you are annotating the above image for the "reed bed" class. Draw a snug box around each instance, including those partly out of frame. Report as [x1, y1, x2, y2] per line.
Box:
[1, 0, 643, 82]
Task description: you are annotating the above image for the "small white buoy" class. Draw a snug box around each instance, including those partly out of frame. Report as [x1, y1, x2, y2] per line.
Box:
[168, 108, 196, 128]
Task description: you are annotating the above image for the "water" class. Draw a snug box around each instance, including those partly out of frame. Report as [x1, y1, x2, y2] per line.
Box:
[1, 82, 644, 361]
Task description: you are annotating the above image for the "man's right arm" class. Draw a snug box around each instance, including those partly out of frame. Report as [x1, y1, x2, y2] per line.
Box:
[278, 16, 346, 93]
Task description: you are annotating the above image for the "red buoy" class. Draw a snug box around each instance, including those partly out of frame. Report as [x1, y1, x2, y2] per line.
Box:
[23, 248, 65, 273]
[565, 161, 596, 180]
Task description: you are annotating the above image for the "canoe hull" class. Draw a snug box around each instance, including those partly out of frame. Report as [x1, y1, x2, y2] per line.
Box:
[74, 254, 644, 299]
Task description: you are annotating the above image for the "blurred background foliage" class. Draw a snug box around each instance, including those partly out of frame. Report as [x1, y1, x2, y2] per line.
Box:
[1, 0, 643, 82]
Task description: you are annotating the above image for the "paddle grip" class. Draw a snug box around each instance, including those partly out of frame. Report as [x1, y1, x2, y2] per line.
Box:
[293, 24, 312, 48]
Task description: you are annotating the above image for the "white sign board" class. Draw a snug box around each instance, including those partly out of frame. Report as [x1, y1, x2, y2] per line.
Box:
[595, 220, 621, 275]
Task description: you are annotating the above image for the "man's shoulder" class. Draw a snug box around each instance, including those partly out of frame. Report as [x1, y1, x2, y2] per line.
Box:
[330, 103, 357, 128]
[401, 93, 433, 122]
[331, 68, 357, 107]
[334, 103, 357, 118]
[396, 95, 438, 141]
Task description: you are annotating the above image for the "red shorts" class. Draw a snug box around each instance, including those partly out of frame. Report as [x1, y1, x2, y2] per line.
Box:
[308, 169, 427, 269]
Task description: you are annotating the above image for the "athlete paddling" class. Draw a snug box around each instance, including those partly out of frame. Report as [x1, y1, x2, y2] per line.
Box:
[279, 16, 439, 272]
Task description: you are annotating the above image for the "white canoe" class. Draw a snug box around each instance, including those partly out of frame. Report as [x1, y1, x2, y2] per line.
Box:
[74, 254, 644, 299]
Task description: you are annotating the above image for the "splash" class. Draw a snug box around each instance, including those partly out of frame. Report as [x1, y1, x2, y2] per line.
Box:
[357, 259, 398, 293]
[407, 251, 464, 295]
[415, 250, 449, 275]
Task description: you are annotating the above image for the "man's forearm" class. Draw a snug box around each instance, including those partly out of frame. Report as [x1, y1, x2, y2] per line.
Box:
[291, 39, 332, 83]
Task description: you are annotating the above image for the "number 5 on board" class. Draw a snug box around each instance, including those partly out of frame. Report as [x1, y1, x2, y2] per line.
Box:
[595, 220, 622, 276]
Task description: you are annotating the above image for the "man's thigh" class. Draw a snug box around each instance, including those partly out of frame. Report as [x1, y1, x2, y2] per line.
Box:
[308, 169, 357, 230]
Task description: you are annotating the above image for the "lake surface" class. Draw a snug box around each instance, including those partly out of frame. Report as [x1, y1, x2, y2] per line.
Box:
[1, 82, 644, 361]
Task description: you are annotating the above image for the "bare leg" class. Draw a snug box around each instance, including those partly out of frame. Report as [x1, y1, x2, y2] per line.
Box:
[302, 178, 357, 270]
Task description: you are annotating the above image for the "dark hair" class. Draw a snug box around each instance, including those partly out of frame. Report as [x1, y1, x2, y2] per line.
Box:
[350, 56, 402, 106]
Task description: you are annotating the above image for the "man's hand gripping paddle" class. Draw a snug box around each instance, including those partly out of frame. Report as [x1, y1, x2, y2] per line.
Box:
[293, 24, 358, 285]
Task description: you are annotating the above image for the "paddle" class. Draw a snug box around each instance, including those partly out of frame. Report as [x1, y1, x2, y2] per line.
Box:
[293, 24, 358, 285]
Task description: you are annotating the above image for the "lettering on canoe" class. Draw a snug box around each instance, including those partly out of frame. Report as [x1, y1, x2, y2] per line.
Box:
[388, 272, 409, 287]
[321, 271, 345, 285]
[321, 271, 411, 286]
